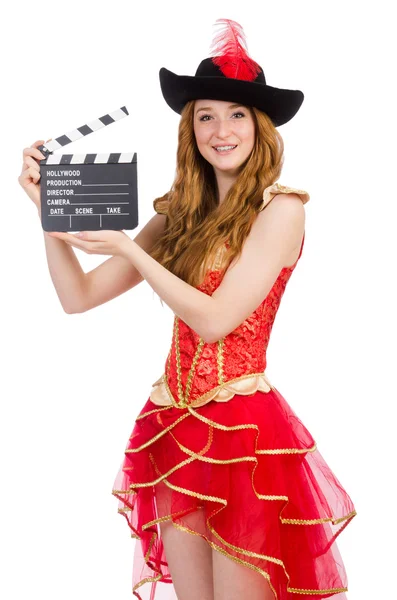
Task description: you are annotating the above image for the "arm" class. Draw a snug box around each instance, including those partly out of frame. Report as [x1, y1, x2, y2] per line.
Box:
[121, 194, 305, 343]
[72, 212, 167, 313]
[38, 205, 87, 314]
[20, 140, 165, 315]
[40, 207, 166, 314]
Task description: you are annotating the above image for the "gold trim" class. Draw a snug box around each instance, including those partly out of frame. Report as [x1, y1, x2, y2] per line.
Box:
[186, 405, 353, 528]
[164, 414, 215, 455]
[149, 370, 274, 408]
[166, 346, 171, 379]
[149, 453, 354, 598]
[185, 339, 205, 403]
[131, 401, 319, 462]
[257, 443, 317, 455]
[113, 452, 355, 600]
[127, 412, 190, 450]
[187, 404, 260, 431]
[281, 509, 357, 526]
[174, 315, 206, 407]
[169, 430, 318, 471]
[123, 422, 215, 490]
[261, 183, 310, 212]
[174, 315, 184, 404]
[113, 387, 356, 598]
[213, 243, 227, 271]
[171, 433, 258, 464]
[217, 337, 225, 385]
[125, 453, 197, 488]
[171, 520, 278, 599]
[133, 573, 163, 597]
[148, 454, 277, 598]
[135, 404, 171, 421]
[167, 417, 260, 465]
[208, 521, 286, 569]
[288, 586, 348, 594]
[144, 532, 157, 562]
[148, 450, 228, 505]
[141, 506, 199, 531]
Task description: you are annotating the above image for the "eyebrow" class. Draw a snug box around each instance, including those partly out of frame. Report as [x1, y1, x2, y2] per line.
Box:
[196, 103, 246, 114]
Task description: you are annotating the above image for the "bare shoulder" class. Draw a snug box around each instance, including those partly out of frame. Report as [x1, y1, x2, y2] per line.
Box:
[255, 192, 306, 230]
[253, 193, 306, 268]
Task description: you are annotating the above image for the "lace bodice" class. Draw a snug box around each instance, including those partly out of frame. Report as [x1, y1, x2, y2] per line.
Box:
[150, 183, 310, 409]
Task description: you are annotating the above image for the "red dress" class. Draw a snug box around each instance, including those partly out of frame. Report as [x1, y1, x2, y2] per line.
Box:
[112, 184, 357, 599]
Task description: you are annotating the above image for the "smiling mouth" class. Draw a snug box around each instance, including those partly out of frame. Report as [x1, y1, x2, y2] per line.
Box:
[213, 145, 238, 153]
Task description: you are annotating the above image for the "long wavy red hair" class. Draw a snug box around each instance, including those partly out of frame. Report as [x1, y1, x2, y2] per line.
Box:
[150, 99, 284, 288]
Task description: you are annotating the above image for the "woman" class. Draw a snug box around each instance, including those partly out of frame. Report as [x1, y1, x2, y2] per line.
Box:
[18, 18, 356, 600]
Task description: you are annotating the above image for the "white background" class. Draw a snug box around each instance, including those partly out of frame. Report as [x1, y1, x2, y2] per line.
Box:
[1, 1, 396, 599]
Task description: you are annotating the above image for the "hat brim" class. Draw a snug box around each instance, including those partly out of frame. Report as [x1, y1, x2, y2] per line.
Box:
[159, 67, 304, 127]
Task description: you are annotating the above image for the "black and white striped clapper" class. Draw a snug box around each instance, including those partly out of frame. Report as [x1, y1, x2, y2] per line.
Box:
[39, 106, 138, 233]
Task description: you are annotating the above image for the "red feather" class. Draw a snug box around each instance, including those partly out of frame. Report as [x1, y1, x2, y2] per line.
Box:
[209, 18, 261, 81]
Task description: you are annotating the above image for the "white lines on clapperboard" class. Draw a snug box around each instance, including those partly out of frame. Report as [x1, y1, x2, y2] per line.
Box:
[74, 193, 129, 196]
[62, 202, 129, 205]
[48, 200, 130, 209]
[82, 183, 129, 186]
[52, 214, 130, 229]
[49, 214, 130, 217]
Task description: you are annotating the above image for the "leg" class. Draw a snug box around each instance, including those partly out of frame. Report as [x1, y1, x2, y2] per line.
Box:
[159, 520, 214, 600]
[156, 482, 213, 600]
[212, 548, 275, 600]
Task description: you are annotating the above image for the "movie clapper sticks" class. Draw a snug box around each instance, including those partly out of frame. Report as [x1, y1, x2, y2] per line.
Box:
[39, 106, 138, 232]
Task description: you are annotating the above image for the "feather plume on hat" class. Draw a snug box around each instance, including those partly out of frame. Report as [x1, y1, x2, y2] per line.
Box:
[209, 18, 262, 82]
[159, 18, 304, 125]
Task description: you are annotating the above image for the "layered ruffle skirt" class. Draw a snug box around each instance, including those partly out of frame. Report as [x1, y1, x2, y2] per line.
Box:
[112, 386, 356, 599]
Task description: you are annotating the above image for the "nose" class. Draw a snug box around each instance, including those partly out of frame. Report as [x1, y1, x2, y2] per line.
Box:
[215, 118, 234, 139]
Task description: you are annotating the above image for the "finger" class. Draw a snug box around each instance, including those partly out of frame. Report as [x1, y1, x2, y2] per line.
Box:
[47, 231, 76, 241]
[74, 231, 102, 241]
[24, 138, 52, 161]
[23, 146, 46, 163]
[30, 138, 52, 147]
[47, 232, 90, 248]
[22, 155, 41, 172]
[19, 166, 41, 185]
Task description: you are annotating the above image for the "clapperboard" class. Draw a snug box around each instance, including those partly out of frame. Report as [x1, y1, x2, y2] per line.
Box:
[39, 106, 138, 232]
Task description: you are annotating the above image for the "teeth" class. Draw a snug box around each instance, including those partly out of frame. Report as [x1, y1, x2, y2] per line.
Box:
[214, 145, 237, 151]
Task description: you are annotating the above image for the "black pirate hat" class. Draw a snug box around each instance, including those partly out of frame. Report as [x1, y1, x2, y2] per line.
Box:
[159, 19, 304, 127]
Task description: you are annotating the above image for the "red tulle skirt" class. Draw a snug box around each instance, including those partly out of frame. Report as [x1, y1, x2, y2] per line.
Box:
[112, 386, 356, 600]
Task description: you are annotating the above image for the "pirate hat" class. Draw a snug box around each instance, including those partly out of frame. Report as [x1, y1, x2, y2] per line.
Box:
[159, 19, 304, 127]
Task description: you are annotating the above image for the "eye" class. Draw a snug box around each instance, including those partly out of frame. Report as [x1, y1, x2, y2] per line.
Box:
[198, 111, 246, 122]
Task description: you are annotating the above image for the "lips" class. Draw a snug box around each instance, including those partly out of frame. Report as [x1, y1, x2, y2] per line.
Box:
[213, 145, 238, 153]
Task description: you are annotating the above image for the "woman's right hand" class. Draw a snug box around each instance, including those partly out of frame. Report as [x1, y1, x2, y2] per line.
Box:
[18, 139, 51, 211]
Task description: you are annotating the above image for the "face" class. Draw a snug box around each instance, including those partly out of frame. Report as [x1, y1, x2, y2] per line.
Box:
[193, 99, 256, 177]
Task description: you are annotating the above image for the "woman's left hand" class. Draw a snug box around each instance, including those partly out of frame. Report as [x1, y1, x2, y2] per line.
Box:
[47, 229, 131, 258]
